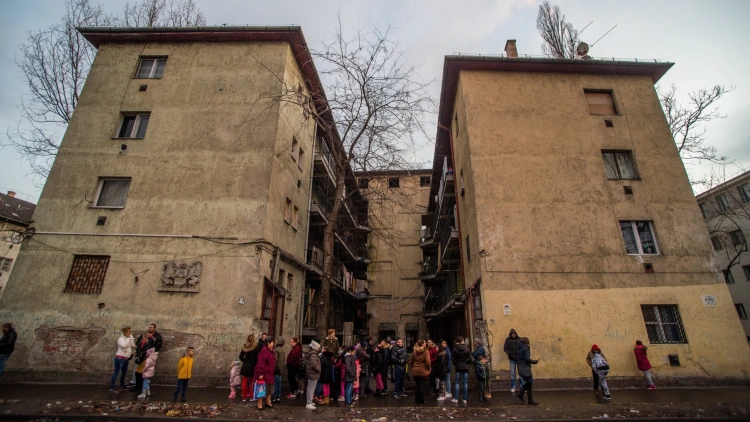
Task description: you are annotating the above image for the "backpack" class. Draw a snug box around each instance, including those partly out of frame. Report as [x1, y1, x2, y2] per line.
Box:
[592, 353, 609, 372]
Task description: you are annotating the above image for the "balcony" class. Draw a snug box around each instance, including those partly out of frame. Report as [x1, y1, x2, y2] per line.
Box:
[420, 255, 438, 282]
[307, 245, 324, 272]
[314, 137, 337, 187]
[439, 206, 460, 265]
[310, 185, 332, 225]
[420, 227, 435, 248]
[423, 272, 463, 317]
[436, 156, 455, 216]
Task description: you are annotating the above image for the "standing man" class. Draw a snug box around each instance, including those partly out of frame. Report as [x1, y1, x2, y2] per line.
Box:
[0, 323, 17, 376]
[441, 340, 452, 399]
[390, 338, 407, 398]
[130, 323, 163, 390]
[503, 329, 523, 393]
[426, 340, 438, 395]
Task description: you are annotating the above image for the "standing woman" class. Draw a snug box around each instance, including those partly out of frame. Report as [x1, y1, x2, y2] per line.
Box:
[634, 340, 656, 390]
[434, 343, 448, 400]
[254, 337, 277, 410]
[239, 334, 259, 401]
[451, 337, 471, 404]
[285, 338, 303, 398]
[408, 340, 431, 404]
[110, 326, 135, 392]
[514, 337, 539, 405]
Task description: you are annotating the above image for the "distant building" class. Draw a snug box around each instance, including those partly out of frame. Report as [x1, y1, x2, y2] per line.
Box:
[419, 40, 750, 382]
[0, 191, 35, 299]
[695, 170, 750, 340]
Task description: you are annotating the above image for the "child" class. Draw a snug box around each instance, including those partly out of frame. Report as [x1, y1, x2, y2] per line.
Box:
[172, 346, 194, 403]
[319, 349, 334, 404]
[589, 344, 610, 399]
[634, 340, 656, 390]
[354, 351, 361, 401]
[336, 350, 346, 402]
[138, 348, 158, 399]
[228, 361, 241, 398]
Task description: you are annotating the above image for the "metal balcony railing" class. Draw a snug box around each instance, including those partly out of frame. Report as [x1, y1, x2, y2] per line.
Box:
[315, 137, 338, 181]
[424, 272, 462, 314]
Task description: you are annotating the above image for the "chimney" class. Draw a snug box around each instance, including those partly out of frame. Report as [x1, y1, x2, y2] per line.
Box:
[504, 39, 518, 58]
[7, 191, 16, 198]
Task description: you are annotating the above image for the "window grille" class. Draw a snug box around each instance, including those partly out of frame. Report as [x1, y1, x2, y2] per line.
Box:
[640, 305, 688, 344]
[64, 255, 110, 294]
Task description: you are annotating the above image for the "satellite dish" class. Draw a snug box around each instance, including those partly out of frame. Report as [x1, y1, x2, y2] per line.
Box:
[576, 42, 589, 57]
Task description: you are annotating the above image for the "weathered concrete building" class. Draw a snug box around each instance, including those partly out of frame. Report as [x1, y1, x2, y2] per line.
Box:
[361, 171, 432, 349]
[0, 191, 36, 300]
[0, 27, 368, 384]
[695, 170, 750, 340]
[419, 41, 750, 383]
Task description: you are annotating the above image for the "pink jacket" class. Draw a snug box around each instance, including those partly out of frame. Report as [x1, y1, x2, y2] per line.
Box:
[142, 349, 158, 378]
[634, 345, 652, 371]
[230, 361, 242, 387]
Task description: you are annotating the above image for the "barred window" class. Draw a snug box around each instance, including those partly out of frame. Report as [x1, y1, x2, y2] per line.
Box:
[641, 305, 688, 344]
[64, 255, 110, 294]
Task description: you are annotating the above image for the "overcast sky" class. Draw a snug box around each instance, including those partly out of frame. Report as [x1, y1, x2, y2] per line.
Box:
[1, 0, 749, 203]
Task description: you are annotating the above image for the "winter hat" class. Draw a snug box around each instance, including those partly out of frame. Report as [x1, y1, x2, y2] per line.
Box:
[591, 344, 600, 351]
[520, 337, 530, 345]
[146, 347, 156, 356]
[474, 339, 483, 346]
[310, 340, 320, 350]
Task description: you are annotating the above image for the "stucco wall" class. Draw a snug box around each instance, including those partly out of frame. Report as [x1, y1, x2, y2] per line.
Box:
[452, 69, 750, 380]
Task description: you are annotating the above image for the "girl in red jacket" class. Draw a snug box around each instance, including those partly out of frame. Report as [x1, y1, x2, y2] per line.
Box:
[634, 340, 656, 390]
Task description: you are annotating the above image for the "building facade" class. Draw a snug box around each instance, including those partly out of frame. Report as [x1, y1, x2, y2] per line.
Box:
[0, 27, 368, 384]
[0, 191, 36, 300]
[419, 41, 750, 383]
[695, 170, 750, 339]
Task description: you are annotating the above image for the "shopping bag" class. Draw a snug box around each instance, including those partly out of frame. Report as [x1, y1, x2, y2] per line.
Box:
[254, 380, 266, 399]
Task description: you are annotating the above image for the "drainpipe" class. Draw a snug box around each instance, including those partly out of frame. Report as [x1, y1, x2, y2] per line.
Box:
[437, 122, 473, 344]
[300, 120, 318, 339]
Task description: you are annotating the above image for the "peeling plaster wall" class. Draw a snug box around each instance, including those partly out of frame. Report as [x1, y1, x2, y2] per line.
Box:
[452, 69, 750, 380]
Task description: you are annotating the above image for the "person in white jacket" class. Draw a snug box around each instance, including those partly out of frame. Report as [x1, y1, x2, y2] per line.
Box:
[110, 326, 135, 392]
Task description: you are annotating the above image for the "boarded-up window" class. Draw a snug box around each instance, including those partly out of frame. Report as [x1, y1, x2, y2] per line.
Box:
[64, 255, 110, 294]
[585, 90, 617, 115]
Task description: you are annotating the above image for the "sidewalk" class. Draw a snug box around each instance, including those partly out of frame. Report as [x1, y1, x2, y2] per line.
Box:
[0, 383, 748, 421]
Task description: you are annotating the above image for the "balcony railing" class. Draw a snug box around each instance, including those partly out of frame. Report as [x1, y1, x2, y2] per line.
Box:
[315, 137, 338, 184]
[307, 245, 324, 269]
[439, 206, 459, 263]
[424, 272, 462, 315]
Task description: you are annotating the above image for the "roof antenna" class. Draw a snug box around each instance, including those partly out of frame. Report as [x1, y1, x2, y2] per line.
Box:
[576, 24, 617, 60]
[591, 24, 617, 47]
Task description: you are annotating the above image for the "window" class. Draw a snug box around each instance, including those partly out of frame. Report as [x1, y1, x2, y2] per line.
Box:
[298, 148, 304, 171]
[95, 178, 131, 208]
[359, 178, 370, 189]
[730, 230, 746, 246]
[291, 137, 299, 161]
[420, 176, 431, 187]
[723, 269, 735, 284]
[117, 114, 150, 138]
[64, 255, 110, 294]
[284, 199, 292, 224]
[278, 269, 286, 286]
[286, 273, 293, 290]
[716, 193, 730, 212]
[584, 90, 617, 115]
[640, 305, 688, 344]
[388, 177, 400, 188]
[292, 206, 299, 230]
[261, 281, 285, 338]
[739, 184, 750, 204]
[405, 329, 418, 352]
[136, 57, 167, 78]
[699, 202, 710, 219]
[736, 304, 748, 319]
[743, 265, 750, 281]
[602, 151, 638, 180]
[620, 221, 659, 255]
[711, 236, 723, 251]
[0, 258, 12, 271]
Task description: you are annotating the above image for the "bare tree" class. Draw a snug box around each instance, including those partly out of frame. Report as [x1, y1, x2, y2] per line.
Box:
[536, 1, 579, 59]
[4, 0, 206, 184]
[699, 169, 750, 283]
[261, 18, 434, 339]
[658, 84, 734, 182]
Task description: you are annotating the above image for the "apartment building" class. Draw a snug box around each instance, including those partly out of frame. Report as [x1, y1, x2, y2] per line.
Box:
[0, 27, 368, 383]
[0, 191, 36, 300]
[695, 170, 750, 339]
[360, 170, 432, 349]
[419, 41, 750, 382]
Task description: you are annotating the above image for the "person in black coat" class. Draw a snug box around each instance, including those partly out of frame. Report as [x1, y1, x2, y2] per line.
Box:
[433, 345, 448, 399]
[238, 335, 261, 401]
[451, 337, 471, 403]
[371, 343, 386, 397]
[0, 323, 17, 377]
[503, 328, 523, 392]
[319, 350, 334, 404]
[515, 337, 539, 405]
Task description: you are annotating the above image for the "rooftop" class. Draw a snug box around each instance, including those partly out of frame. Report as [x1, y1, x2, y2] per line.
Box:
[0, 192, 36, 226]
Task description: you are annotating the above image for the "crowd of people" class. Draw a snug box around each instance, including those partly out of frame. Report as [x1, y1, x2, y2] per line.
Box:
[0, 321, 657, 408]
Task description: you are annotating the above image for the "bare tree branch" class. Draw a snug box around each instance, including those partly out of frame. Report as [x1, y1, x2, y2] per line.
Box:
[536, 1, 579, 59]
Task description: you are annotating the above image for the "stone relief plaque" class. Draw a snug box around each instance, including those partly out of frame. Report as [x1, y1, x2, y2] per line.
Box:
[158, 261, 202, 292]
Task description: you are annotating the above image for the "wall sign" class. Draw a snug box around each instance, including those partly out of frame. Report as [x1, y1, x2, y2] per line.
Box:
[701, 295, 717, 307]
[503, 303, 511, 315]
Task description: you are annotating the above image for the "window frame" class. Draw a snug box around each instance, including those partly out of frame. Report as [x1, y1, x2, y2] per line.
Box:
[698, 202, 710, 219]
[601, 150, 639, 180]
[620, 221, 660, 255]
[388, 177, 400, 188]
[284, 198, 292, 224]
[64, 255, 110, 294]
[298, 148, 304, 171]
[292, 205, 299, 230]
[93, 177, 132, 209]
[115, 113, 151, 139]
[710, 236, 723, 251]
[736, 304, 748, 319]
[716, 193, 730, 212]
[729, 229, 746, 246]
[135, 57, 167, 79]
[742, 265, 750, 281]
[723, 269, 735, 284]
[291, 137, 299, 161]
[584, 89, 618, 115]
[0, 258, 12, 271]
[640, 304, 688, 344]
[419, 176, 431, 187]
[739, 184, 750, 204]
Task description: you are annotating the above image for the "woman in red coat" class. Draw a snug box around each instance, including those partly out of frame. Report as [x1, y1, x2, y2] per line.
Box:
[254, 338, 277, 409]
[634, 340, 656, 390]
